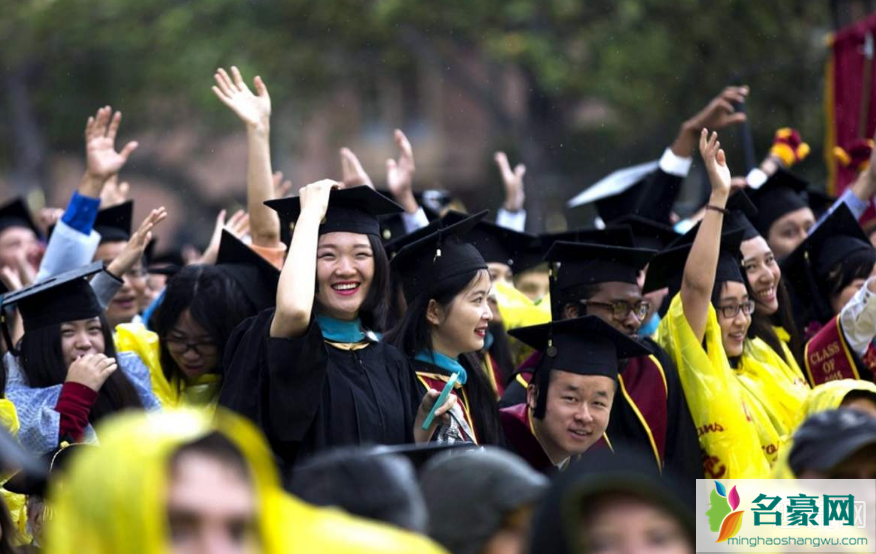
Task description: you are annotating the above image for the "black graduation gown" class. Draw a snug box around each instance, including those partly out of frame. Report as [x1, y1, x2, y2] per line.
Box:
[496, 339, 702, 479]
[218, 309, 421, 474]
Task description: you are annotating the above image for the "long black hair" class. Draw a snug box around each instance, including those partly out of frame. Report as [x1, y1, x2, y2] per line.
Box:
[18, 313, 143, 425]
[823, 247, 876, 316]
[152, 265, 257, 381]
[386, 268, 502, 445]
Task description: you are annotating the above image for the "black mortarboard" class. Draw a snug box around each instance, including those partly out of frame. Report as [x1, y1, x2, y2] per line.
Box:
[780, 204, 873, 321]
[2, 262, 104, 335]
[806, 189, 836, 220]
[375, 190, 443, 244]
[367, 442, 479, 470]
[643, 228, 745, 295]
[724, 190, 761, 241]
[391, 211, 489, 303]
[567, 161, 661, 224]
[0, 198, 40, 237]
[509, 316, 653, 418]
[94, 201, 133, 244]
[384, 217, 446, 259]
[539, 226, 636, 253]
[610, 215, 680, 251]
[267, 186, 404, 238]
[215, 230, 280, 311]
[546, 242, 655, 290]
[442, 211, 539, 270]
[748, 169, 810, 237]
[789, 409, 876, 475]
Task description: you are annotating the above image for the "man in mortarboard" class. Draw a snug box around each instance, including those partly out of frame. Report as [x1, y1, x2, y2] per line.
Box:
[502, 240, 701, 478]
[499, 316, 651, 474]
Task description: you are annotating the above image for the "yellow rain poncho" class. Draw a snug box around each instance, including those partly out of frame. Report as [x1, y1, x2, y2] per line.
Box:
[115, 322, 221, 410]
[656, 294, 772, 478]
[492, 280, 551, 367]
[0, 398, 29, 543]
[44, 408, 448, 554]
[772, 379, 876, 478]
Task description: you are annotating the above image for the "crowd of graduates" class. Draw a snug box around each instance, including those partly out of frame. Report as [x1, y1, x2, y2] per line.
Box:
[0, 67, 876, 554]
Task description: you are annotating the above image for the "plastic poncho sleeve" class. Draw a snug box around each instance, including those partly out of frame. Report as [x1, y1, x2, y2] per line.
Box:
[654, 293, 770, 478]
[114, 322, 179, 408]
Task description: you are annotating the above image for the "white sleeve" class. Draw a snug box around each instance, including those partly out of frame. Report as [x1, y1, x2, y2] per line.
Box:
[36, 220, 101, 283]
[401, 207, 430, 234]
[658, 148, 693, 178]
[839, 278, 876, 356]
[496, 208, 527, 232]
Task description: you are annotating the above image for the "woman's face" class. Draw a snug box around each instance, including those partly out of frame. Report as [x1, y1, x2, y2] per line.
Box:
[61, 317, 106, 368]
[740, 237, 781, 315]
[581, 494, 692, 554]
[429, 270, 493, 358]
[165, 310, 220, 380]
[96, 240, 149, 327]
[315, 232, 374, 321]
[715, 281, 751, 358]
[766, 207, 815, 260]
[830, 262, 876, 315]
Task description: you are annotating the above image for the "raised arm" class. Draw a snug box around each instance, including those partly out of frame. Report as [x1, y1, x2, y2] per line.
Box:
[79, 106, 139, 199]
[681, 129, 731, 341]
[212, 66, 281, 248]
[270, 180, 337, 338]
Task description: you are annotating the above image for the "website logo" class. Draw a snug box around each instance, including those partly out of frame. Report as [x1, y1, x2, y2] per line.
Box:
[706, 480, 744, 542]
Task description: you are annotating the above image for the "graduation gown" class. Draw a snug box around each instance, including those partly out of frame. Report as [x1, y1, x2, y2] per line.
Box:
[411, 359, 480, 444]
[497, 339, 702, 479]
[218, 310, 421, 472]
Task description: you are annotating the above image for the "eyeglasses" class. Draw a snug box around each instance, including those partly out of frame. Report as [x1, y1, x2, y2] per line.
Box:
[581, 300, 651, 321]
[715, 300, 756, 319]
[163, 336, 219, 356]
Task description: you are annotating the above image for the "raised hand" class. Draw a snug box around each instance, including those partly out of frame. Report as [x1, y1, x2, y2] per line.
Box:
[85, 106, 139, 181]
[340, 148, 374, 189]
[273, 171, 294, 199]
[299, 179, 340, 221]
[386, 129, 418, 213]
[212, 66, 271, 133]
[106, 207, 167, 279]
[700, 129, 732, 196]
[66, 353, 118, 392]
[198, 209, 251, 265]
[673, 87, 748, 157]
[100, 175, 130, 208]
[495, 151, 526, 212]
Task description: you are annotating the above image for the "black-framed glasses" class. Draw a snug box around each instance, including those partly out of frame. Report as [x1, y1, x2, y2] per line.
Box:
[715, 300, 756, 319]
[163, 336, 219, 356]
[582, 299, 651, 321]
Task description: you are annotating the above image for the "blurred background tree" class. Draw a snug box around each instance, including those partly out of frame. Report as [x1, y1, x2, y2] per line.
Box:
[0, 0, 832, 241]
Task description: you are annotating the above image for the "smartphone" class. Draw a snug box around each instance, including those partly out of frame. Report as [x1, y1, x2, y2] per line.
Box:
[421, 373, 459, 431]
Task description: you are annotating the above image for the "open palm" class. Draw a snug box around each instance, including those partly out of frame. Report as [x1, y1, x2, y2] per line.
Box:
[85, 106, 139, 180]
[212, 66, 271, 129]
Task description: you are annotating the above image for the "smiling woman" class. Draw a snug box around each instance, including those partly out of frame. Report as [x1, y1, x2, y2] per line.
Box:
[386, 211, 503, 446]
[219, 184, 456, 476]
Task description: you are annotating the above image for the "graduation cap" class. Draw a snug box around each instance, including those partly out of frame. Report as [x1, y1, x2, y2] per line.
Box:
[0, 197, 40, 238]
[442, 211, 539, 271]
[538, 226, 636, 254]
[806, 189, 836, 220]
[267, 185, 404, 239]
[215, 230, 280, 311]
[748, 169, 810, 237]
[509, 316, 653, 419]
[1, 262, 104, 352]
[780, 203, 873, 322]
[546, 242, 655, 291]
[724, 189, 760, 241]
[384, 217, 446, 259]
[375, 190, 445, 243]
[567, 161, 660, 224]
[643, 228, 745, 296]
[391, 211, 489, 303]
[366, 442, 479, 470]
[94, 201, 134, 244]
[610, 215, 680, 251]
